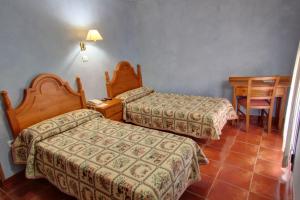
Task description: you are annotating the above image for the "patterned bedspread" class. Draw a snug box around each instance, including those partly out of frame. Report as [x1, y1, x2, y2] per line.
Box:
[12, 109, 208, 200]
[123, 92, 238, 139]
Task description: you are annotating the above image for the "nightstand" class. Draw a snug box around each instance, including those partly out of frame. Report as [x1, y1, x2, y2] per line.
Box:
[88, 99, 123, 121]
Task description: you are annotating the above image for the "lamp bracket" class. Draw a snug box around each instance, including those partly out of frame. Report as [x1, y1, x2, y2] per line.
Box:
[79, 41, 86, 51]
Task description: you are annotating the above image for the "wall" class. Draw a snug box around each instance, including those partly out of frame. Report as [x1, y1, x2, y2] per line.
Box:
[132, 0, 300, 98]
[0, 0, 135, 178]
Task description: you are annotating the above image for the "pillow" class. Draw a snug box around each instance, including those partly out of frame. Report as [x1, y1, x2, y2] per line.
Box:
[12, 109, 102, 165]
[115, 87, 154, 103]
[24, 109, 102, 138]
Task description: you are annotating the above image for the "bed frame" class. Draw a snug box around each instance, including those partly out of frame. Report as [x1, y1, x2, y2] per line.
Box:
[105, 61, 142, 98]
[1, 73, 87, 139]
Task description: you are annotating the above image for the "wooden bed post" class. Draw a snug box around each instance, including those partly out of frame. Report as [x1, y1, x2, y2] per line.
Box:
[105, 71, 110, 83]
[137, 64, 143, 86]
[76, 76, 87, 108]
[1, 90, 20, 138]
[1, 91, 12, 110]
[105, 71, 113, 98]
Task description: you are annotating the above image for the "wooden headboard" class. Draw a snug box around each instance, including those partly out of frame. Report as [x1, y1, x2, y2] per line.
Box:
[1, 73, 87, 138]
[105, 61, 143, 98]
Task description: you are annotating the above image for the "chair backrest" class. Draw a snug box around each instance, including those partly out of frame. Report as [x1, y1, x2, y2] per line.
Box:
[247, 76, 280, 107]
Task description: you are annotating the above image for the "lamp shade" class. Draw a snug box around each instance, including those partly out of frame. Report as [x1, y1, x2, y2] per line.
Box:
[86, 29, 103, 41]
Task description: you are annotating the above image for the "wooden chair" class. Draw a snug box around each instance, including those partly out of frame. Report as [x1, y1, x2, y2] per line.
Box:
[237, 77, 280, 133]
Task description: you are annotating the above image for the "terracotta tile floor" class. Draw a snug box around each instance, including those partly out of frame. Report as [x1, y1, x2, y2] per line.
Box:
[0, 122, 293, 200]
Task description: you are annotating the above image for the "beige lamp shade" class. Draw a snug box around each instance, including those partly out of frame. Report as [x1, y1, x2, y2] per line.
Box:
[86, 29, 103, 41]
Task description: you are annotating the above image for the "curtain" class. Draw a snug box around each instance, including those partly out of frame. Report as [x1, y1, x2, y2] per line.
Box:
[282, 42, 300, 167]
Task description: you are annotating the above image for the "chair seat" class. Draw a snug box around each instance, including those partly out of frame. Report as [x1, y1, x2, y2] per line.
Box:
[238, 98, 270, 107]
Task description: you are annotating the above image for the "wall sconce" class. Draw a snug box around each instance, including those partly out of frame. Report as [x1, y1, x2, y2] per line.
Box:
[80, 29, 103, 51]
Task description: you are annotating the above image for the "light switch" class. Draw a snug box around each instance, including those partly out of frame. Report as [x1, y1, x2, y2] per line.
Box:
[7, 140, 13, 147]
[82, 55, 89, 62]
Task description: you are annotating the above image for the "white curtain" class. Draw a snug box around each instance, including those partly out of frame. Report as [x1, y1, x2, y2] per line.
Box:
[282, 42, 300, 167]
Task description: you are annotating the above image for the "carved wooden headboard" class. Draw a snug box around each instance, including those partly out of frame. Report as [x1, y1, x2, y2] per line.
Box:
[105, 61, 143, 98]
[1, 73, 87, 138]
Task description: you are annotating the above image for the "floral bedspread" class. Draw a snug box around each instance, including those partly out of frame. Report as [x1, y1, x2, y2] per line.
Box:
[12, 110, 208, 200]
[124, 92, 238, 139]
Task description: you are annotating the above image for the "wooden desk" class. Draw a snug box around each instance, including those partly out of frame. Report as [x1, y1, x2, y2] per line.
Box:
[229, 76, 291, 130]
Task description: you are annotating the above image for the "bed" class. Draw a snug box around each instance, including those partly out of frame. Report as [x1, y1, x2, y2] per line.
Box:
[105, 61, 238, 140]
[1, 73, 208, 200]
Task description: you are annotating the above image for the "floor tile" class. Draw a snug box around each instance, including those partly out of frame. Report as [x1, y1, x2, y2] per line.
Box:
[262, 132, 282, 140]
[224, 151, 256, 170]
[250, 174, 288, 199]
[230, 141, 259, 156]
[180, 191, 205, 200]
[261, 134, 283, 150]
[194, 138, 208, 146]
[0, 189, 14, 200]
[219, 125, 239, 137]
[236, 133, 261, 145]
[248, 192, 272, 200]
[217, 165, 252, 190]
[203, 147, 227, 162]
[1, 171, 26, 193]
[207, 136, 235, 151]
[208, 180, 248, 200]
[238, 122, 264, 135]
[200, 160, 221, 178]
[7, 179, 55, 200]
[258, 147, 283, 163]
[188, 174, 214, 197]
[34, 184, 73, 200]
[254, 159, 284, 179]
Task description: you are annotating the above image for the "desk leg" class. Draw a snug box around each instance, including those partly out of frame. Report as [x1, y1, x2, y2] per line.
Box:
[278, 89, 287, 131]
[232, 88, 237, 112]
[232, 88, 237, 126]
[275, 97, 281, 126]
